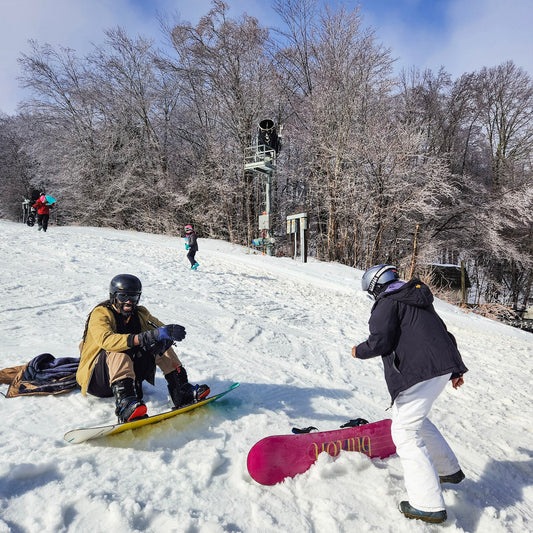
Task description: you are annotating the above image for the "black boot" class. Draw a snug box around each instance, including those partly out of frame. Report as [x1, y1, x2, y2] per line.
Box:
[165, 367, 210, 409]
[134, 378, 144, 400]
[112, 378, 147, 423]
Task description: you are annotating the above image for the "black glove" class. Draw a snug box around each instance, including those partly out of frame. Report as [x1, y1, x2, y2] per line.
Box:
[340, 418, 369, 428]
[165, 324, 186, 342]
[141, 338, 173, 357]
[134, 325, 186, 348]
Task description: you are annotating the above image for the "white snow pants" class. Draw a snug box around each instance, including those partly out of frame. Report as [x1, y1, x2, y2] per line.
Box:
[391, 373, 460, 511]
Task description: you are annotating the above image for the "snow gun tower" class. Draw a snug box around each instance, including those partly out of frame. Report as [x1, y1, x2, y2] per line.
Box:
[245, 119, 281, 256]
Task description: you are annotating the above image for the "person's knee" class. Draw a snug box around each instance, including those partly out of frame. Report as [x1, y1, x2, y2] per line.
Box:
[107, 351, 135, 382]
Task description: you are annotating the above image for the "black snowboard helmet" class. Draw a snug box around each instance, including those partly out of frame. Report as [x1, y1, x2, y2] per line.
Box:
[109, 274, 142, 313]
[361, 264, 399, 299]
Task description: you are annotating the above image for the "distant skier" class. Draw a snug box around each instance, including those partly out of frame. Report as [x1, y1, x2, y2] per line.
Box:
[32, 193, 54, 232]
[184, 224, 199, 270]
[352, 264, 468, 524]
[77, 274, 210, 423]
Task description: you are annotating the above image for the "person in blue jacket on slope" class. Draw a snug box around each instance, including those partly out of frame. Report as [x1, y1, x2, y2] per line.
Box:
[352, 264, 468, 524]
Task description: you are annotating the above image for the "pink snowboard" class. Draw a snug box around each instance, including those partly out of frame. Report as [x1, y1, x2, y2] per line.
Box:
[247, 419, 396, 485]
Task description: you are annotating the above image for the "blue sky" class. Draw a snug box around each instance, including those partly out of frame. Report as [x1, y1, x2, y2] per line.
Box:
[1, 0, 532, 115]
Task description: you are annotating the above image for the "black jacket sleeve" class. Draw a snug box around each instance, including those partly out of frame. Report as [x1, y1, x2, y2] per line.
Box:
[356, 299, 400, 359]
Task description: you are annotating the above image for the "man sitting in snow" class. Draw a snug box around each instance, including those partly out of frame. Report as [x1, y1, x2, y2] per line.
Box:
[76, 274, 209, 423]
[352, 265, 468, 524]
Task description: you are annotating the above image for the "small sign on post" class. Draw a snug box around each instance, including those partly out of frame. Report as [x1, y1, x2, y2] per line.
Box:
[286, 212, 308, 262]
[259, 214, 271, 230]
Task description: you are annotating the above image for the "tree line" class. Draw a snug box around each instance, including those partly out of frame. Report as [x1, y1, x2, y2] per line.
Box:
[1, 0, 532, 311]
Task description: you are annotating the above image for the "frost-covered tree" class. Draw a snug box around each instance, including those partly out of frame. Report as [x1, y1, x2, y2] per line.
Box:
[8, 1, 533, 309]
[0, 115, 37, 220]
[18, 31, 182, 232]
[473, 61, 533, 188]
[168, 0, 277, 244]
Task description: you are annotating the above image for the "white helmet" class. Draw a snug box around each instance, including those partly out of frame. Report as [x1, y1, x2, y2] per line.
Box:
[361, 264, 399, 299]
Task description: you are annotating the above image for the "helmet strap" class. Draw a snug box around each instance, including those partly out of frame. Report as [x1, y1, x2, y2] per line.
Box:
[368, 265, 395, 297]
[368, 265, 386, 293]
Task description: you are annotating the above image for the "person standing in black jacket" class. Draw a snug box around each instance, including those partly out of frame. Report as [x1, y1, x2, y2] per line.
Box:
[352, 265, 468, 524]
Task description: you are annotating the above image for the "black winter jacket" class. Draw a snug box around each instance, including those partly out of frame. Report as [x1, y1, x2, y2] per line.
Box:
[186, 232, 198, 252]
[356, 279, 468, 402]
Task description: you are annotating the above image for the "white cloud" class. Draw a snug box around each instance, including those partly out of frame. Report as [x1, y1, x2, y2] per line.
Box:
[0, 0, 280, 115]
[1, 0, 141, 113]
[435, 0, 533, 76]
[0, 0, 222, 114]
[365, 0, 533, 78]
[2, 0, 532, 115]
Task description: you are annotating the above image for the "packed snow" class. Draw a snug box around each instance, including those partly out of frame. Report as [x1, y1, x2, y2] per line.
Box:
[1, 220, 532, 532]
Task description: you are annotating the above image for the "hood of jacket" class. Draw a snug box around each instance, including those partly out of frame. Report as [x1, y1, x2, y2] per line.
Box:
[378, 278, 433, 309]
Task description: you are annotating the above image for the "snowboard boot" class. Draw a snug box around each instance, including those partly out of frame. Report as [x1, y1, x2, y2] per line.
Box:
[439, 469, 465, 484]
[165, 367, 210, 409]
[399, 501, 447, 524]
[112, 378, 148, 423]
[191, 262, 199, 270]
[134, 378, 144, 401]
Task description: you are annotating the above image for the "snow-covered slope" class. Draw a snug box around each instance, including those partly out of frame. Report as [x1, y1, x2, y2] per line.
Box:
[1, 220, 531, 532]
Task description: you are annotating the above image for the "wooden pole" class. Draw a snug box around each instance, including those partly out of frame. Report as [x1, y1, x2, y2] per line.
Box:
[408, 224, 419, 280]
[461, 260, 467, 306]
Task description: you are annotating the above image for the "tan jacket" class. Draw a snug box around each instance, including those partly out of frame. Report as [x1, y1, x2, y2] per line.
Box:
[77, 305, 163, 395]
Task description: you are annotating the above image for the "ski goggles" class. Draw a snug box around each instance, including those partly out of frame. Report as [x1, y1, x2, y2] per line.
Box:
[115, 292, 141, 304]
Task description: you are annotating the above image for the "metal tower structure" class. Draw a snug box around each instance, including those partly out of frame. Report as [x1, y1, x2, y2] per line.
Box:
[244, 120, 280, 255]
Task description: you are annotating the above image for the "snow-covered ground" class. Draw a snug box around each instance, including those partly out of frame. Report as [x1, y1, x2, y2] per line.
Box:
[1, 220, 532, 532]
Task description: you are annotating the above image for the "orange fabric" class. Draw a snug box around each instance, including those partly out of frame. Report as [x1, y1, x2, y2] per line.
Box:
[0, 365, 24, 385]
